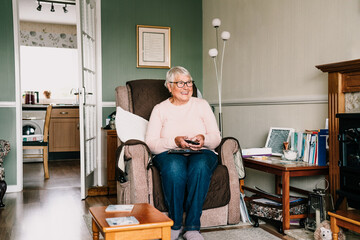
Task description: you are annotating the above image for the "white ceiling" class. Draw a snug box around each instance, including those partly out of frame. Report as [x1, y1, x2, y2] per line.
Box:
[18, 0, 76, 25]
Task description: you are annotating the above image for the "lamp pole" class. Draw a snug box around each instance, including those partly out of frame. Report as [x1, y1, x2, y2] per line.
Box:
[209, 18, 230, 138]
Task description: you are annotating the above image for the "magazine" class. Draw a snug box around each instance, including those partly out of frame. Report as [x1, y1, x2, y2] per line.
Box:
[240, 193, 252, 224]
[105, 204, 134, 212]
[106, 216, 139, 226]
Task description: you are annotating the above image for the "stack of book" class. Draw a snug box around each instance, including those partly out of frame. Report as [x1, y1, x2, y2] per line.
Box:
[290, 129, 328, 166]
[241, 147, 272, 158]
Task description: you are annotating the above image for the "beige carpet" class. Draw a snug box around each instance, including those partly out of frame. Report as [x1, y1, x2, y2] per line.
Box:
[200, 227, 281, 240]
[285, 228, 360, 240]
[84, 214, 279, 240]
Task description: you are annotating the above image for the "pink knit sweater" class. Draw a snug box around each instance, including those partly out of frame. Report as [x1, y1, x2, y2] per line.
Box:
[145, 97, 221, 154]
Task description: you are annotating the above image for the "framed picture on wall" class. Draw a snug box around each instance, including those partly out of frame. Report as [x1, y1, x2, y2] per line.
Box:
[137, 25, 171, 68]
[265, 127, 295, 156]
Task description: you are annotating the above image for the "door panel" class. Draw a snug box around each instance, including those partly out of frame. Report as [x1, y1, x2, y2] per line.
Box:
[77, 0, 98, 199]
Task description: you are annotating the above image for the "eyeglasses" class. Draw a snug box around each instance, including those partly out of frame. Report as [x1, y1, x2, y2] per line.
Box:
[169, 81, 194, 88]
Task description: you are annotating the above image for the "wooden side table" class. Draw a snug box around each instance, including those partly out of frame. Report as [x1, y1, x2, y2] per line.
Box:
[89, 203, 173, 240]
[243, 157, 328, 232]
[328, 210, 360, 240]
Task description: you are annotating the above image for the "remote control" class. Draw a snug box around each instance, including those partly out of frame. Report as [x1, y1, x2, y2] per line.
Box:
[185, 139, 200, 145]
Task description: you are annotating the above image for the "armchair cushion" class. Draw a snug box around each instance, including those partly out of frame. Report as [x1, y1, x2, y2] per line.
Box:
[151, 163, 230, 212]
[126, 80, 171, 120]
[115, 106, 148, 142]
[126, 79, 198, 120]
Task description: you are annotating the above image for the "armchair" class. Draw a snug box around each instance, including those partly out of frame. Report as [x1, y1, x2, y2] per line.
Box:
[115, 79, 243, 227]
[0, 139, 10, 207]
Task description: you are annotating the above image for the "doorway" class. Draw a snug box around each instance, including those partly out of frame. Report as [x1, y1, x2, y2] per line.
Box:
[17, 0, 81, 188]
[14, 0, 103, 198]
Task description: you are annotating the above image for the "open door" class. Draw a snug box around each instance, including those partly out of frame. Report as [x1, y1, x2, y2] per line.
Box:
[76, 0, 100, 199]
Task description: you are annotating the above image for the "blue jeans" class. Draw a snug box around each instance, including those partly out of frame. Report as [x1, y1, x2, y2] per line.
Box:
[152, 149, 218, 231]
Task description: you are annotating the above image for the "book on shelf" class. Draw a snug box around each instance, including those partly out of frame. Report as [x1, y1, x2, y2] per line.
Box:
[291, 132, 304, 160]
[106, 216, 139, 226]
[290, 129, 328, 166]
[303, 133, 312, 163]
[105, 204, 134, 212]
[309, 134, 317, 165]
[317, 129, 328, 166]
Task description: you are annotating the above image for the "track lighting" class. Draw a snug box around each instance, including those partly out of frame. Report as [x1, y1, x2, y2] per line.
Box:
[50, 3, 55, 12]
[35, 1, 75, 13]
[63, 4, 68, 13]
[36, 1, 42, 11]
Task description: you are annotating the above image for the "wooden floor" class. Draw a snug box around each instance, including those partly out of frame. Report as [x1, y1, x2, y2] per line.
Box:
[0, 160, 291, 240]
[0, 160, 117, 240]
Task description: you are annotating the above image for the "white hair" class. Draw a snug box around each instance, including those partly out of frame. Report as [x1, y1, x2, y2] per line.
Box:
[165, 66, 193, 89]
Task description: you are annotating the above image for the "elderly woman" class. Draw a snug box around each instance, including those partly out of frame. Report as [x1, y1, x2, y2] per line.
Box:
[145, 66, 221, 240]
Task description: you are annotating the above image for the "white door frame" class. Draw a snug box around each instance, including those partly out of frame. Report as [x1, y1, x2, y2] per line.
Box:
[95, 0, 103, 188]
[10, 0, 103, 193]
[10, 0, 23, 193]
[77, 0, 104, 199]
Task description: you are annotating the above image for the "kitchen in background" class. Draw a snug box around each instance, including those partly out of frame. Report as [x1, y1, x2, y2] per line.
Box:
[19, 0, 80, 162]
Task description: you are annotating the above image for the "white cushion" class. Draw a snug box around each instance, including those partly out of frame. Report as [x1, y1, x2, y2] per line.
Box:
[115, 106, 148, 142]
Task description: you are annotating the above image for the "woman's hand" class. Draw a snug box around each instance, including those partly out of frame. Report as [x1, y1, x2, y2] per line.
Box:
[175, 134, 205, 150]
[174, 136, 189, 148]
[188, 134, 204, 150]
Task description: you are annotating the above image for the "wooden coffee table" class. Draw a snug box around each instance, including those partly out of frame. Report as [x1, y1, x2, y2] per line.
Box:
[328, 210, 360, 240]
[89, 203, 173, 240]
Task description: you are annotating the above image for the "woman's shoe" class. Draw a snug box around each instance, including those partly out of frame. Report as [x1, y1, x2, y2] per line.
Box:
[183, 231, 204, 240]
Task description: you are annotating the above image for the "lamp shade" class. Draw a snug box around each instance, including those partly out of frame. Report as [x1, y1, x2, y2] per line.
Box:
[212, 18, 221, 28]
[221, 31, 231, 40]
[208, 48, 218, 58]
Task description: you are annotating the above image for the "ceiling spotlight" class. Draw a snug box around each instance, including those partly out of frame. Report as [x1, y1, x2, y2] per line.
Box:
[36, 1, 42, 11]
[50, 2, 55, 12]
[63, 4, 68, 13]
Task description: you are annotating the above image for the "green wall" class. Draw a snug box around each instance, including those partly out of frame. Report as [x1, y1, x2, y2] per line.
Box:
[0, 0, 15, 102]
[0, 0, 17, 186]
[101, 0, 203, 102]
[0, 108, 17, 186]
[0, 0, 203, 186]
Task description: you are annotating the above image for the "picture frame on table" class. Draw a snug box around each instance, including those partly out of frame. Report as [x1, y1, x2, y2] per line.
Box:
[137, 25, 171, 69]
[265, 127, 295, 156]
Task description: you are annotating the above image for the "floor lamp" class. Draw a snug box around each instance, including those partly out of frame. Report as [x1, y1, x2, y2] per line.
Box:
[208, 18, 230, 137]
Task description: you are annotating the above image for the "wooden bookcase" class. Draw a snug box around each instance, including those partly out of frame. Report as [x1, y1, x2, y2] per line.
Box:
[316, 59, 360, 204]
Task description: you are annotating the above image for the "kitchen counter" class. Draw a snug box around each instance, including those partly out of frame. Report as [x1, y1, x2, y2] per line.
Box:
[22, 104, 79, 110]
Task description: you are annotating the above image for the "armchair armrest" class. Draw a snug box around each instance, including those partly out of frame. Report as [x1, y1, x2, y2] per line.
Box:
[216, 137, 242, 224]
[115, 139, 153, 204]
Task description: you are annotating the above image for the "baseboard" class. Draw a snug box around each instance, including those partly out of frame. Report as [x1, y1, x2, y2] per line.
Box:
[6, 184, 22, 193]
[49, 151, 80, 160]
[88, 186, 109, 196]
